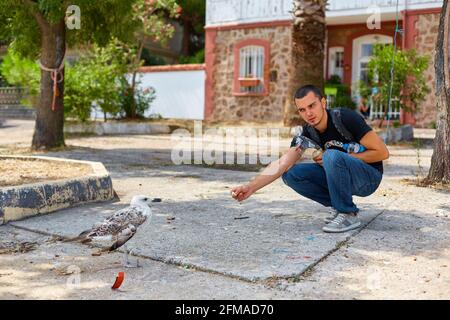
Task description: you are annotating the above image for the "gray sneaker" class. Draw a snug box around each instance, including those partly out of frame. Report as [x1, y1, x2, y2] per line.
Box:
[325, 208, 339, 223]
[322, 213, 361, 233]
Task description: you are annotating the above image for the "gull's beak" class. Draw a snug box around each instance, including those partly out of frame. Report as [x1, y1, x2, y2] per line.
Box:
[151, 198, 162, 203]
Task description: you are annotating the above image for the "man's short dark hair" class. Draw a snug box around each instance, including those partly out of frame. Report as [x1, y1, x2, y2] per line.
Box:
[294, 85, 323, 100]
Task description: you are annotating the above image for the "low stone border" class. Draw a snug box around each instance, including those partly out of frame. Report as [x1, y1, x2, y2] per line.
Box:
[0, 156, 114, 225]
[379, 124, 414, 143]
[65, 122, 171, 135]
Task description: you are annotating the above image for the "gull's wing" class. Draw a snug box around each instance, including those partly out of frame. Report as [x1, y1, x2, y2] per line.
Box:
[79, 206, 147, 242]
[107, 224, 137, 251]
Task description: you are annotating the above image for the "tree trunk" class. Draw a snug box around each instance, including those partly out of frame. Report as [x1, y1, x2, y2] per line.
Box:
[181, 18, 192, 57]
[283, 0, 327, 127]
[129, 38, 145, 119]
[32, 18, 66, 150]
[425, 0, 450, 184]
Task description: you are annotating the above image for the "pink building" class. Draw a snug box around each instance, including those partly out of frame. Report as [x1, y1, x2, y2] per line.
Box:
[204, 0, 443, 127]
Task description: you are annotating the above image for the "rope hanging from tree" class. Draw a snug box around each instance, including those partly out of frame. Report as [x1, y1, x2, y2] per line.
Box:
[39, 56, 65, 112]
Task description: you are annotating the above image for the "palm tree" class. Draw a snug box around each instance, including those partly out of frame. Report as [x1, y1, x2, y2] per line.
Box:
[283, 0, 327, 126]
[425, 0, 450, 184]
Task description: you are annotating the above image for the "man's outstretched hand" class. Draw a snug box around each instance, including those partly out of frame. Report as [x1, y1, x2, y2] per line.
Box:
[231, 184, 254, 202]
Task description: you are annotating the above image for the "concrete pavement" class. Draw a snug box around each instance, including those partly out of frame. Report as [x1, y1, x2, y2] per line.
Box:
[0, 119, 448, 299]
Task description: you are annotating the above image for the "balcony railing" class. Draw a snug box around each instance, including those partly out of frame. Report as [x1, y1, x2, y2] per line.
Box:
[328, 0, 442, 11]
[206, 0, 443, 26]
[369, 97, 401, 120]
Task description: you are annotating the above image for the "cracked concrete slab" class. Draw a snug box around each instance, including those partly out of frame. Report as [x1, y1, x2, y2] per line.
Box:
[10, 165, 384, 282]
[0, 225, 295, 299]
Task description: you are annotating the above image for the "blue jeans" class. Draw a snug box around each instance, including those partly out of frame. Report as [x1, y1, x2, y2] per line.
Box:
[281, 149, 383, 214]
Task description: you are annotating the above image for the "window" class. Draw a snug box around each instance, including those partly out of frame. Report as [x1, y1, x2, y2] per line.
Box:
[233, 39, 270, 96]
[328, 47, 344, 80]
[335, 52, 344, 68]
[359, 62, 369, 84]
[361, 44, 373, 58]
[352, 35, 392, 87]
[239, 46, 264, 93]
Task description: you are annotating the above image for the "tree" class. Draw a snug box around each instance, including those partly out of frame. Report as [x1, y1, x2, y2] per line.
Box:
[425, 0, 450, 184]
[176, 0, 205, 57]
[128, 0, 179, 118]
[283, 0, 327, 126]
[360, 44, 429, 128]
[0, 1, 137, 149]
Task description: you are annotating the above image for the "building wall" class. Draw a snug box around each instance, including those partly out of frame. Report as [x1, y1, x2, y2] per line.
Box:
[414, 12, 441, 128]
[206, 11, 441, 126]
[210, 25, 292, 122]
[136, 65, 205, 120]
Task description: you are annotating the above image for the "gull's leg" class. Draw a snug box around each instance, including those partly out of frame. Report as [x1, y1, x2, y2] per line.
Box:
[122, 244, 131, 267]
[126, 247, 142, 268]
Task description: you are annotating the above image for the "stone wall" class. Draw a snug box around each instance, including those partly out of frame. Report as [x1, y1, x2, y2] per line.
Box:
[414, 12, 440, 128]
[211, 26, 292, 122]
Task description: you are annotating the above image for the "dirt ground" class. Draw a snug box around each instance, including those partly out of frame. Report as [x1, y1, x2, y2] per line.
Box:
[0, 158, 93, 187]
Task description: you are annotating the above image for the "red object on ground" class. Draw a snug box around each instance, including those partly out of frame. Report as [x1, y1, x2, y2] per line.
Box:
[111, 271, 125, 290]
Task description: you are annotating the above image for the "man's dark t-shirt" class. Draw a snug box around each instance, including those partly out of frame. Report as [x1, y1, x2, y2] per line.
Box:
[290, 108, 383, 174]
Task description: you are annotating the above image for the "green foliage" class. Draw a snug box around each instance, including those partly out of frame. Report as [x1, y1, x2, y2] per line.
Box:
[179, 49, 204, 64]
[360, 44, 430, 113]
[176, 0, 205, 54]
[0, 0, 169, 122]
[0, 0, 137, 59]
[176, 0, 206, 34]
[327, 74, 342, 85]
[119, 78, 156, 119]
[141, 48, 167, 66]
[64, 39, 137, 121]
[0, 49, 40, 106]
[427, 121, 437, 129]
[325, 75, 356, 110]
[133, 0, 180, 47]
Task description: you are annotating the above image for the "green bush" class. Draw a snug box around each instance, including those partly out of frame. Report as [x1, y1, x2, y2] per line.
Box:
[0, 49, 40, 106]
[0, 59, 10, 87]
[118, 77, 156, 119]
[427, 121, 437, 129]
[141, 48, 167, 66]
[64, 42, 127, 121]
[325, 75, 356, 110]
[360, 44, 429, 114]
[64, 39, 156, 121]
[1, 39, 157, 121]
[179, 49, 205, 64]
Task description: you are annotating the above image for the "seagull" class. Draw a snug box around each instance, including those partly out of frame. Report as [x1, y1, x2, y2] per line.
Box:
[67, 195, 161, 267]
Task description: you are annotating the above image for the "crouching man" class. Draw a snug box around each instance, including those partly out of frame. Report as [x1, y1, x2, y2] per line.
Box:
[231, 85, 389, 233]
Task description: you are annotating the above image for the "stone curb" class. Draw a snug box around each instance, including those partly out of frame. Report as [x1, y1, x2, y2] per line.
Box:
[378, 124, 414, 143]
[0, 156, 115, 225]
[65, 122, 171, 135]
